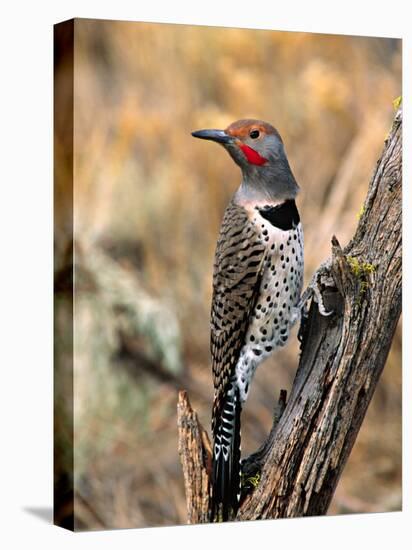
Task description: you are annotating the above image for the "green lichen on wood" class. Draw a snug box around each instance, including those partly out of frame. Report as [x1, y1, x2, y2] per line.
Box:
[346, 255, 376, 308]
[346, 256, 376, 277]
[385, 96, 402, 140]
[241, 471, 261, 490]
[392, 95, 402, 110]
[356, 205, 365, 220]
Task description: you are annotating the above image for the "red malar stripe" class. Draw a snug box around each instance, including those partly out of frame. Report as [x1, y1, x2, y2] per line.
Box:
[239, 144, 268, 166]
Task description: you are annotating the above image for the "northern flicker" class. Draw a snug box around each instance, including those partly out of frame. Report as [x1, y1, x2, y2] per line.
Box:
[192, 119, 304, 522]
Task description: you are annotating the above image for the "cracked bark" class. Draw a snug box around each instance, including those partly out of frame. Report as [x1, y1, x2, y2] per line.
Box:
[177, 106, 402, 523]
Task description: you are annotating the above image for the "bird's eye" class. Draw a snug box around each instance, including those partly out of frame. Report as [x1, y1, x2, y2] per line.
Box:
[249, 129, 260, 139]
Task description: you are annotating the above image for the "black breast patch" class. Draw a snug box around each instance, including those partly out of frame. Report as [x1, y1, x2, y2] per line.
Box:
[258, 200, 300, 231]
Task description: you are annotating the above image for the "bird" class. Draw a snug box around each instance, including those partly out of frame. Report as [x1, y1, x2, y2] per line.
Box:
[191, 119, 304, 522]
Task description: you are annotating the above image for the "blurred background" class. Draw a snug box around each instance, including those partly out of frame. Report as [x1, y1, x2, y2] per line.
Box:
[54, 19, 402, 530]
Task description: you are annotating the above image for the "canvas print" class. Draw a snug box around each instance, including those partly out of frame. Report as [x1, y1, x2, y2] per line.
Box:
[54, 19, 402, 530]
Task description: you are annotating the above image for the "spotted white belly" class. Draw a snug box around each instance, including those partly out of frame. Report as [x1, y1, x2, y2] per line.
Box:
[235, 218, 304, 402]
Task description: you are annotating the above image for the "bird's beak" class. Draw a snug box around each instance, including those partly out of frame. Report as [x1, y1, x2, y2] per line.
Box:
[191, 128, 233, 145]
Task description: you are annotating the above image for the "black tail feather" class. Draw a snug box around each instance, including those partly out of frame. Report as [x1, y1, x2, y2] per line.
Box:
[211, 385, 242, 522]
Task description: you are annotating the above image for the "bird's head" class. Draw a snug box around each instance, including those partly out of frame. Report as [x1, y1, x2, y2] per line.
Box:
[192, 119, 285, 168]
[191, 119, 299, 201]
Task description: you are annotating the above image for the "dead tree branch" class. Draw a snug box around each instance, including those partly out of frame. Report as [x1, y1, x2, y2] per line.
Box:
[177, 106, 402, 523]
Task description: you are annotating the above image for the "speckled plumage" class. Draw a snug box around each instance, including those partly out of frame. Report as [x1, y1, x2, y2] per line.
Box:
[233, 205, 303, 401]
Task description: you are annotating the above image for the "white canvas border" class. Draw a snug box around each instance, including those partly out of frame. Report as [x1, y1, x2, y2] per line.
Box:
[0, 1, 409, 548]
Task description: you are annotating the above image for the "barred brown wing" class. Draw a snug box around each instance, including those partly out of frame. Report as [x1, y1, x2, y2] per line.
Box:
[210, 200, 266, 425]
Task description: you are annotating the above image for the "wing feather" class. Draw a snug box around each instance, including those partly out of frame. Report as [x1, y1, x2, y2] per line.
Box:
[211, 201, 266, 428]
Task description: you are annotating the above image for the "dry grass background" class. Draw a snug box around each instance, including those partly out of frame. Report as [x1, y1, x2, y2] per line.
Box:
[54, 19, 402, 529]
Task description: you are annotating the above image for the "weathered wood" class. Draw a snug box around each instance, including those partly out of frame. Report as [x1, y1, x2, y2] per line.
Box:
[177, 391, 213, 524]
[177, 106, 402, 522]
